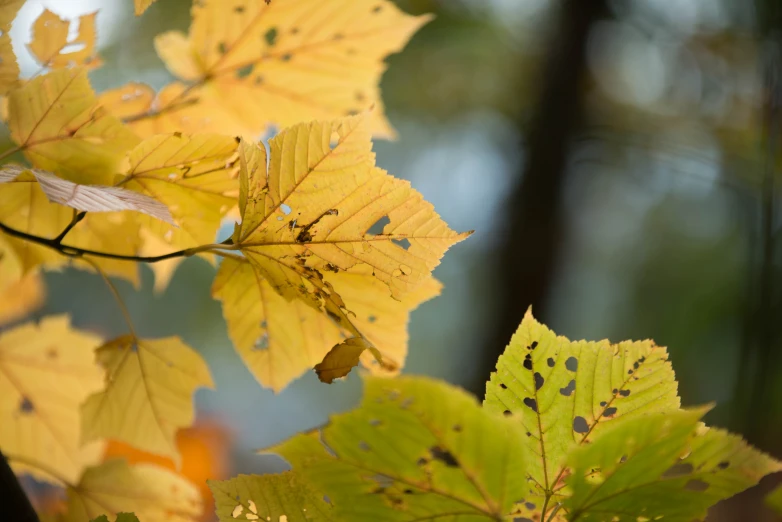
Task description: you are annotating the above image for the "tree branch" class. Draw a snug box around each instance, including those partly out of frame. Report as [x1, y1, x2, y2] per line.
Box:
[0, 221, 236, 263]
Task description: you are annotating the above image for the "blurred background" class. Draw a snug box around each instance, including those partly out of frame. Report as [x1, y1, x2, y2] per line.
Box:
[4, 0, 782, 520]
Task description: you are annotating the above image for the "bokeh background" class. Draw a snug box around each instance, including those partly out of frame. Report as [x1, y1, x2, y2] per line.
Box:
[4, 0, 782, 520]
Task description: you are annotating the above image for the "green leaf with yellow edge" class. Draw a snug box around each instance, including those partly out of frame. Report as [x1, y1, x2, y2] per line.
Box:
[0, 169, 143, 284]
[484, 309, 680, 509]
[81, 335, 214, 464]
[209, 472, 335, 522]
[7, 68, 139, 184]
[212, 258, 440, 391]
[767, 484, 782, 515]
[0, 316, 105, 485]
[146, 0, 430, 138]
[565, 408, 782, 521]
[28, 9, 102, 71]
[271, 375, 528, 521]
[217, 114, 467, 383]
[59, 459, 201, 522]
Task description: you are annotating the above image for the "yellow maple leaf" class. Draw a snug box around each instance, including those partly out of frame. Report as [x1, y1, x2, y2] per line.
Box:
[141, 0, 430, 138]
[0, 235, 45, 325]
[81, 335, 214, 463]
[0, 171, 143, 284]
[0, 0, 24, 28]
[98, 82, 156, 120]
[58, 459, 202, 522]
[7, 67, 139, 184]
[28, 9, 102, 71]
[215, 114, 467, 383]
[213, 258, 440, 391]
[0, 316, 105, 485]
[0, 31, 19, 95]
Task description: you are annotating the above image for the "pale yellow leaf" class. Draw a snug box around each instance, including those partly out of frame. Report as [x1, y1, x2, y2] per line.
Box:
[0, 31, 19, 95]
[121, 132, 240, 249]
[28, 9, 102, 70]
[59, 459, 202, 522]
[150, 0, 431, 138]
[0, 236, 45, 325]
[81, 335, 214, 463]
[0, 172, 143, 284]
[0, 165, 174, 223]
[7, 68, 139, 184]
[135, 0, 159, 16]
[97, 82, 155, 120]
[0, 316, 105, 485]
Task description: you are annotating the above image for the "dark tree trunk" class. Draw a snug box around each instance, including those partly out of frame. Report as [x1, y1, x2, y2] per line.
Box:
[470, 0, 608, 394]
[0, 452, 39, 522]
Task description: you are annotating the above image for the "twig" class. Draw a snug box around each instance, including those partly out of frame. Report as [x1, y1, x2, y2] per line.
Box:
[52, 211, 86, 245]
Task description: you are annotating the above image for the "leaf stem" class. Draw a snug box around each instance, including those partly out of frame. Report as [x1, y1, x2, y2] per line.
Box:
[0, 145, 23, 163]
[83, 257, 138, 338]
[53, 210, 86, 245]
[0, 220, 237, 263]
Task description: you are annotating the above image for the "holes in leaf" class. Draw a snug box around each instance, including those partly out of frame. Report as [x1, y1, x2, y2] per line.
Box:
[392, 238, 411, 250]
[264, 27, 278, 46]
[253, 334, 269, 351]
[523, 398, 537, 412]
[430, 446, 458, 467]
[366, 215, 390, 235]
[280, 203, 292, 215]
[560, 380, 575, 397]
[534, 372, 544, 390]
[18, 396, 34, 414]
[565, 356, 578, 372]
[573, 416, 589, 433]
[236, 64, 254, 79]
[684, 479, 710, 492]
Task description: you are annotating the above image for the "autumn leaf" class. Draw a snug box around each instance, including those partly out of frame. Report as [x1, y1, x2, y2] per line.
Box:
[767, 484, 782, 515]
[81, 335, 214, 464]
[7, 67, 139, 184]
[0, 170, 143, 283]
[215, 114, 467, 383]
[0, 235, 45, 325]
[209, 472, 335, 522]
[28, 9, 102, 70]
[565, 408, 782, 521]
[271, 376, 528, 521]
[98, 83, 155, 120]
[0, 165, 174, 223]
[0, 0, 24, 28]
[0, 29, 19, 95]
[0, 316, 105, 485]
[138, 0, 430, 138]
[483, 309, 680, 510]
[58, 459, 201, 522]
[135, 0, 159, 16]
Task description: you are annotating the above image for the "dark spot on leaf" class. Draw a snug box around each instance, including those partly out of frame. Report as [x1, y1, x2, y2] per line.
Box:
[323, 495, 332, 505]
[534, 372, 544, 390]
[236, 64, 254, 79]
[523, 398, 537, 412]
[599, 401, 607, 407]
[430, 446, 458, 468]
[612, 388, 618, 394]
[19, 396, 34, 414]
[603, 407, 617, 417]
[662, 462, 694, 478]
[619, 455, 627, 463]
[547, 357, 555, 367]
[371, 487, 385, 494]
[565, 357, 578, 372]
[452, 425, 462, 432]
[372, 5, 382, 13]
[560, 380, 575, 397]
[500, 383, 507, 389]
[281, 53, 292, 61]
[524, 502, 536, 510]
[619, 389, 631, 397]
[218, 42, 227, 54]
[573, 416, 589, 433]
[685, 479, 710, 492]
[523, 355, 533, 371]
[526, 431, 531, 437]
[291, 27, 299, 34]
[264, 27, 278, 46]
[717, 461, 730, 470]
[403, 488, 414, 494]
[358, 441, 370, 451]
[513, 519, 534, 522]
[333, 32, 344, 40]
[368, 315, 376, 323]
[528, 341, 538, 351]
[416, 457, 428, 466]
[369, 418, 382, 426]
[234, 6, 245, 13]
[503, 410, 512, 416]
[627, 369, 633, 375]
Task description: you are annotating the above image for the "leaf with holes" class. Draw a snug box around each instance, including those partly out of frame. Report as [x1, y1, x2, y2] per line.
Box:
[483, 309, 680, 512]
[209, 472, 335, 522]
[28, 9, 102, 71]
[81, 335, 214, 464]
[7, 68, 139, 184]
[212, 258, 440, 391]
[58, 459, 201, 522]
[215, 114, 467, 383]
[142, 0, 430, 138]
[565, 408, 782, 521]
[0, 316, 105, 485]
[271, 376, 528, 521]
